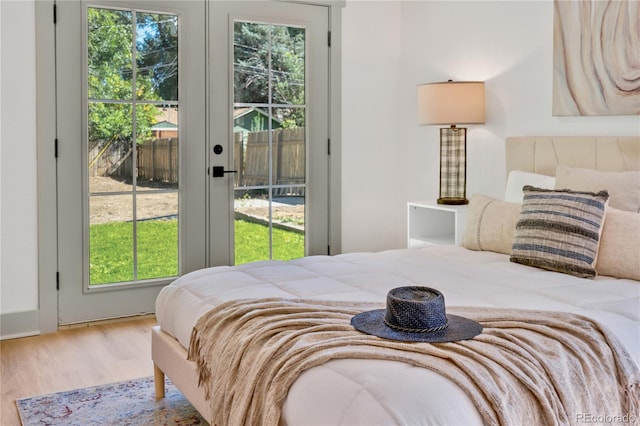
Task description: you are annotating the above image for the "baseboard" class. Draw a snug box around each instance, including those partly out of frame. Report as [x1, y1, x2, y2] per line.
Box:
[58, 313, 156, 330]
[0, 309, 40, 340]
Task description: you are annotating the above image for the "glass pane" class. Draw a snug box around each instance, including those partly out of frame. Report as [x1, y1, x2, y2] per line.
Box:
[233, 188, 305, 265]
[234, 21, 269, 104]
[137, 192, 178, 221]
[136, 12, 178, 101]
[137, 105, 179, 190]
[271, 25, 305, 105]
[271, 108, 305, 186]
[87, 8, 133, 100]
[234, 188, 270, 265]
[89, 194, 134, 285]
[234, 106, 270, 189]
[136, 195, 178, 280]
[88, 102, 134, 194]
[89, 191, 133, 224]
[271, 192, 305, 261]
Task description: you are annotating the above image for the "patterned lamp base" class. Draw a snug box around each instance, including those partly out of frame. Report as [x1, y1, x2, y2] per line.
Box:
[438, 126, 468, 205]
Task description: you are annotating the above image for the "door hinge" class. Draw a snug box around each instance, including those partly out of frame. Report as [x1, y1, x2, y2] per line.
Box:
[56, 272, 60, 290]
[327, 245, 331, 255]
[53, 3, 57, 24]
[328, 31, 331, 47]
[54, 138, 58, 158]
[327, 138, 331, 155]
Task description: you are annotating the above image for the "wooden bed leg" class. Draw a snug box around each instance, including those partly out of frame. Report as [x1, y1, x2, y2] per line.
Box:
[154, 363, 166, 400]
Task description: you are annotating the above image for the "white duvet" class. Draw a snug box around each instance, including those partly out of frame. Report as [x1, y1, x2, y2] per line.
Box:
[156, 246, 640, 425]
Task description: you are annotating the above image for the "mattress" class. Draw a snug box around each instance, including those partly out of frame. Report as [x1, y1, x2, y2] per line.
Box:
[156, 246, 640, 424]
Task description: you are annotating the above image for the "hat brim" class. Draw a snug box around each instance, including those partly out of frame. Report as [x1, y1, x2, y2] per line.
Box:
[351, 309, 482, 343]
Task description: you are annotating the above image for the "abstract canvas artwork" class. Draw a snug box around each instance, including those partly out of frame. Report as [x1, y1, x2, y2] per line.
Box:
[552, 0, 640, 116]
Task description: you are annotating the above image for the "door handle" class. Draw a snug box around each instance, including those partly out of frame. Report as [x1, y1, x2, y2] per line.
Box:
[212, 166, 237, 178]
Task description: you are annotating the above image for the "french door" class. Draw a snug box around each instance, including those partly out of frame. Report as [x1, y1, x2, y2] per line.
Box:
[55, 0, 330, 324]
[56, 0, 206, 324]
[208, 1, 329, 266]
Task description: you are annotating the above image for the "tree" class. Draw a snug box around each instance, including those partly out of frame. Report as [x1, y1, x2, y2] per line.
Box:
[233, 22, 305, 128]
[87, 7, 160, 147]
[136, 12, 179, 101]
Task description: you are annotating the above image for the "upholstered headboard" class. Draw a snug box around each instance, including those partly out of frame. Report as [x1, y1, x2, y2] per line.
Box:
[505, 136, 640, 176]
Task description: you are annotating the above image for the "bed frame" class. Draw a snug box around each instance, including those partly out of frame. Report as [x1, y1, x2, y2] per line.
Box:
[152, 135, 640, 421]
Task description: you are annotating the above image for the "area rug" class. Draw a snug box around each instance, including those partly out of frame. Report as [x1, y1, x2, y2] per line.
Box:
[16, 376, 207, 425]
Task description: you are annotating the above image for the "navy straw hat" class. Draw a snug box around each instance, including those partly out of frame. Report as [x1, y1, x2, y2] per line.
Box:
[351, 286, 482, 343]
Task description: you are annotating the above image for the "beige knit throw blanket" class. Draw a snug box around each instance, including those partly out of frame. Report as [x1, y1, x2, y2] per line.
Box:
[187, 298, 640, 426]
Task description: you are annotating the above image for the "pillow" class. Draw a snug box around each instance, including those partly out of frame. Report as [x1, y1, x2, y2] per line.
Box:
[504, 170, 555, 202]
[596, 208, 640, 281]
[555, 165, 640, 212]
[510, 186, 609, 278]
[462, 194, 521, 254]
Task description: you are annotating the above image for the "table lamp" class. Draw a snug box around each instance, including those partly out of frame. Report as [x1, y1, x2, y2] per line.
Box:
[417, 81, 485, 205]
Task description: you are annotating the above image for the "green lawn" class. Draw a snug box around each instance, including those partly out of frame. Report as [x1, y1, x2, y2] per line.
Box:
[89, 219, 303, 284]
[234, 219, 304, 265]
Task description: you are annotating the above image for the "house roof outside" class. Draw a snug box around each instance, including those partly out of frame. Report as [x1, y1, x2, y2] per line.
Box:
[149, 107, 282, 132]
[151, 120, 178, 131]
[234, 107, 282, 125]
[233, 106, 283, 136]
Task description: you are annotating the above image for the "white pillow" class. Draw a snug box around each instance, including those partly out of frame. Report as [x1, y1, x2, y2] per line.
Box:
[504, 170, 555, 202]
[555, 165, 640, 212]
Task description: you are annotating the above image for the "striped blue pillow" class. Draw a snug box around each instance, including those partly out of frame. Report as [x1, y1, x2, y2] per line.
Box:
[510, 186, 609, 278]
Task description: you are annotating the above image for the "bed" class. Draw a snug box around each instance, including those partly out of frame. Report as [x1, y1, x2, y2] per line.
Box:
[152, 136, 640, 425]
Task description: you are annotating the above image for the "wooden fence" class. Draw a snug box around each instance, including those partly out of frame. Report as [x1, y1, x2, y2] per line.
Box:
[234, 127, 305, 193]
[137, 138, 179, 183]
[88, 137, 178, 183]
[88, 140, 131, 179]
[89, 128, 304, 192]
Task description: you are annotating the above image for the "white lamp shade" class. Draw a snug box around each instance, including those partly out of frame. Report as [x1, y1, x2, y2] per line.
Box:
[417, 81, 485, 125]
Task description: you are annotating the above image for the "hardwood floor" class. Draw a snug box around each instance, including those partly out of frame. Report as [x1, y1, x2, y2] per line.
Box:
[0, 316, 157, 425]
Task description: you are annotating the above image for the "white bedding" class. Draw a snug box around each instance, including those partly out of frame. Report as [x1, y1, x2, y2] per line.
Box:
[156, 245, 640, 425]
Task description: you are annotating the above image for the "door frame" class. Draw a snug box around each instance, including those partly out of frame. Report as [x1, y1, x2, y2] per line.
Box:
[35, 0, 343, 334]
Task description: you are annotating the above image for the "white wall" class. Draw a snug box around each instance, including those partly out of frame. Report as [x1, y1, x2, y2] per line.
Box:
[340, 0, 640, 253]
[341, 1, 404, 253]
[0, 1, 39, 315]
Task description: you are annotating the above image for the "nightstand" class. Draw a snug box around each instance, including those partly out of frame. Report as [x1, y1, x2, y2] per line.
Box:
[407, 202, 468, 247]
